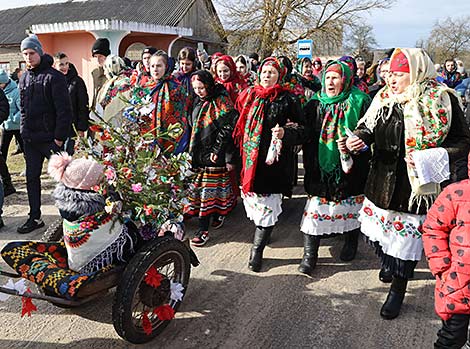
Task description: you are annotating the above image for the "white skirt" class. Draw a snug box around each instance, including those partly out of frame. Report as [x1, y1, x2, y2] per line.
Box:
[242, 193, 283, 227]
[359, 197, 425, 261]
[300, 195, 364, 236]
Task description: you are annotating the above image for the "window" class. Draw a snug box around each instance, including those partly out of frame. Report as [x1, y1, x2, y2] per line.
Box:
[0, 62, 10, 74]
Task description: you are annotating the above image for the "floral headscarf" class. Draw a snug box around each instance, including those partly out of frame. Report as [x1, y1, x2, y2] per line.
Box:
[215, 55, 248, 103]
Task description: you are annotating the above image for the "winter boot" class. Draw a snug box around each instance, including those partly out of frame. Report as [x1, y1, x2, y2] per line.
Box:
[298, 234, 320, 276]
[380, 276, 408, 320]
[340, 228, 360, 261]
[248, 226, 273, 272]
[3, 179, 16, 197]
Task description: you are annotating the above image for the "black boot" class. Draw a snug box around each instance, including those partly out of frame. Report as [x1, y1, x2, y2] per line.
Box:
[380, 276, 407, 320]
[340, 229, 360, 261]
[3, 179, 16, 197]
[298, 234, 320, 276]
[379, 267, 393, 283]
[248, 226, 273, 272]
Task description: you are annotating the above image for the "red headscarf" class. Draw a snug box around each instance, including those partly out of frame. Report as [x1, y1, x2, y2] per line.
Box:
[312, 57, 323, 77]
[215, 55, 248, 104]
[390, 51, 410, 73]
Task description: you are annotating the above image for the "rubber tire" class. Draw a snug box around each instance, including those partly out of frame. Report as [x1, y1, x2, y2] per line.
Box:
[40, 218, 64, 242]
[112, 237, 191, 344]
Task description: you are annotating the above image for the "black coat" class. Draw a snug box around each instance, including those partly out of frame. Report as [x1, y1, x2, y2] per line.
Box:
[355, 93, 470, 214]
[190, 88, 239, 168]
[0, 88, 9, 123]
[303, 99, 370, 201]
[19, 54, 73, 142]
[249, 91, 306, 195]
[66, 63, 89, 135]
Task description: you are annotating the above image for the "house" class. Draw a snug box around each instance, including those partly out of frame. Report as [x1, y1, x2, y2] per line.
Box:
[0, 0, 226, 93]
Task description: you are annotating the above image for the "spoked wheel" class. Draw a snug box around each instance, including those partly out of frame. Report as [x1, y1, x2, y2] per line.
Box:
[112, 237, 191, 344]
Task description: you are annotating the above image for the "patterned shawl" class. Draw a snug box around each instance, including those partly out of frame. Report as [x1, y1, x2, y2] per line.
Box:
[358, 48, 461, 210]
[215, 55, 248, 104]
[313, 61, 371, 182]
[151, 64, 190, 154]
[233, 57, 287, 194]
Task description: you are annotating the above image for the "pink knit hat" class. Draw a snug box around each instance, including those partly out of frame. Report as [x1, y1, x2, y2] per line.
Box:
[48, 152, 105, 190]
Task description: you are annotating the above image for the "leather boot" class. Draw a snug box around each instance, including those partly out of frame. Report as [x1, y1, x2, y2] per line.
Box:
[248, 226, 273, 272]
[340, 229, 360, 261]
[379, 267, 393, 283]
[298, 234, 320, 276]
[380, 276, 407, 320]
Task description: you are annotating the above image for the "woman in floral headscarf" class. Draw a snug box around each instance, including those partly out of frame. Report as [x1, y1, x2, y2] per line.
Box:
[296, 57, 322, 101]
[346, 48, 470, 320]
[186, 70, 238, 247]
[233, 57, 305, 272]
[339, 56, 369, 94]
[299, 60, 371, 276]
[148, 50, 190, 154]
[214, 55, 248, 104]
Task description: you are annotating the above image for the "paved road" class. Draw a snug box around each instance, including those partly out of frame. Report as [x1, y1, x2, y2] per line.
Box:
[0, 176, 440, 348]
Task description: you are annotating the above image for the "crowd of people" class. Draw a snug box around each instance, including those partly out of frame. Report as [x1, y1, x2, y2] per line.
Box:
[1, 33, 470, 347]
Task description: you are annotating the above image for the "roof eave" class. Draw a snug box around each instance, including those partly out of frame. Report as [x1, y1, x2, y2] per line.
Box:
[31, 19, 193, 36]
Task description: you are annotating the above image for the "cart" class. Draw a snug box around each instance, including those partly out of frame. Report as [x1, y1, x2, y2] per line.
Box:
[0, 219, 199, 344]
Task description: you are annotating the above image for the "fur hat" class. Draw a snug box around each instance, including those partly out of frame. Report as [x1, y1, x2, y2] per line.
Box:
[48, 152, 105, 190]
[92, 38, 111, 57]
[21, 34, 43, 56]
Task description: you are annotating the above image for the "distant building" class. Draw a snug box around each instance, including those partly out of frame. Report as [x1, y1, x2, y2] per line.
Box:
[0, 0, 226, 94]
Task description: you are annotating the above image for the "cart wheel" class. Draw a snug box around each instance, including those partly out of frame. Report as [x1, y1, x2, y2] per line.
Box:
[112, 237, 191, 344]
[41, 218, 64, 242]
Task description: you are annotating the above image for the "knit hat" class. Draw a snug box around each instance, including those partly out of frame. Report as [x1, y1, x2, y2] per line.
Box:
[20, 34, 43, 56]
[92, 38, 111, 57]
[0, 69, 9, 84]
[142, 46, 157, 56]
[48, 152, 105, 191]
[390, 51, 410, 73]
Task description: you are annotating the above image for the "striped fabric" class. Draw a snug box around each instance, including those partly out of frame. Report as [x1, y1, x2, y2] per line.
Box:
[185, 167, 236, 217]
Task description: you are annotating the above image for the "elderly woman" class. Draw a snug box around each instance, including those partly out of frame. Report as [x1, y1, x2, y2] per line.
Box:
[296, 57, 322, 101]
[299, 61, 371, 276]
[347, 48, 470, 320]
[233, 57, 305, 272]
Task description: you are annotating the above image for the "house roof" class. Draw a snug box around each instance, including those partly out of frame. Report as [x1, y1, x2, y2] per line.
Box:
[0, 0, 197, 45]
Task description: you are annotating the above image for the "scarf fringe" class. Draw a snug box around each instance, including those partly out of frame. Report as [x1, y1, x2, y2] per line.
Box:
[408, 192, 438, 214]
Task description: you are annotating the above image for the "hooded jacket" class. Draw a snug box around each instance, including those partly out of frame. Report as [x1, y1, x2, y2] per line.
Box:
[0, 79, 17, 130]
[423, 154, 470, 321]
[19, 54, 72, 142]
[65, 63, 89, 134]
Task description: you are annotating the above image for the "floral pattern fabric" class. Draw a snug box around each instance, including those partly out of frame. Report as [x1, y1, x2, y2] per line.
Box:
[300, 195, 364, 236]
[242, 192, 283, 227]
[359, 197, 425, 261]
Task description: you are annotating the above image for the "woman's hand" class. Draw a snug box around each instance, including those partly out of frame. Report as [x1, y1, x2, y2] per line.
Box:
[336, 136, 348, 154]
[271, 124, 285, 139]
[226, 163, 235, 171]
[210, 153, 218, 163]
[346, 136, 366, 153]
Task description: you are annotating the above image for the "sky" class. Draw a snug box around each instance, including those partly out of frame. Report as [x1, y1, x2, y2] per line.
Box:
[1, 0, 469, 49]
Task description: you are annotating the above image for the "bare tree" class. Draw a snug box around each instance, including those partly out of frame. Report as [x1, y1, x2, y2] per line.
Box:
[343, 23, 377, 60]
[421, 16, 470, 64]
[213, 0, 394, 58]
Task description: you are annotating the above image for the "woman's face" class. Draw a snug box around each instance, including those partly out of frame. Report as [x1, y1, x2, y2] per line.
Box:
[179, 58, 194, 74]
[379, 62, 390, 81]
[192, 79, 208, 99]
[302, 61, 313, 78]
[236, 61, 247, 75]
[150, 56, 167, 80]
[260, 64, 279, 88]
[356, 62, 365, 78]
[313, 61, 321, 70]
[216, 63, 231, 81]
[389, 71, 410, 95]
[324, 71, 343, 97]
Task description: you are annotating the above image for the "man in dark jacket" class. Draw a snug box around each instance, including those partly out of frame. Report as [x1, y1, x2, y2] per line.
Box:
[18, 35, 72, 234]
[53, 52, 89, 154]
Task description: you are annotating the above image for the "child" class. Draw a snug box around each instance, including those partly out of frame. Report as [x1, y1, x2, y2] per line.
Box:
[423, 154, 470, 348]
[186, 70, 238, 246]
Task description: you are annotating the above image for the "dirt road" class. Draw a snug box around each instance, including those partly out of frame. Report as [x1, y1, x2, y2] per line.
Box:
[0, 176, 440, 348]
